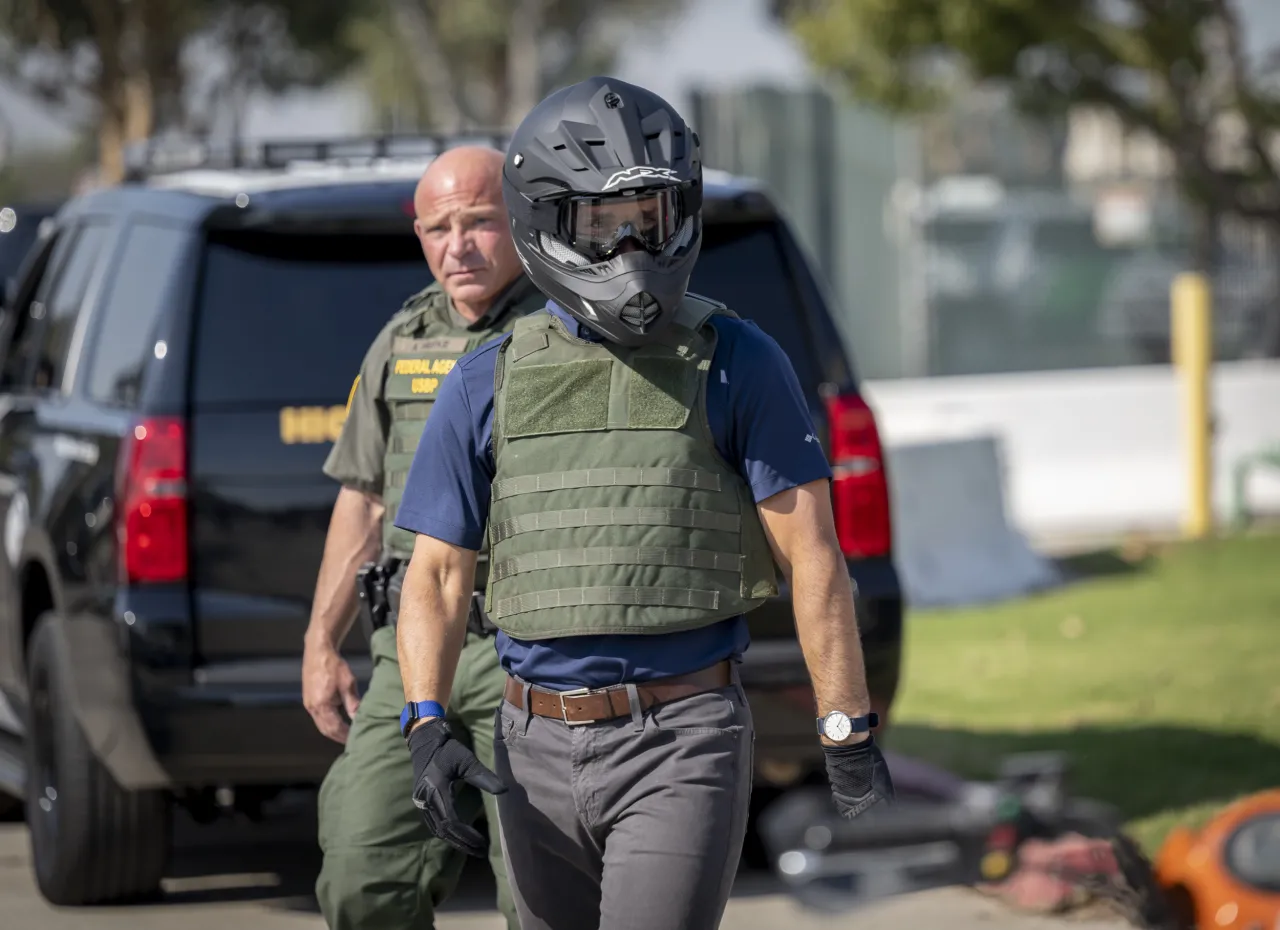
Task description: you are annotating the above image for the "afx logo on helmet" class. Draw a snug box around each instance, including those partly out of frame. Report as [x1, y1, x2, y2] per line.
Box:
[601, 166, 679, 191]
[502, 76, 705, 348]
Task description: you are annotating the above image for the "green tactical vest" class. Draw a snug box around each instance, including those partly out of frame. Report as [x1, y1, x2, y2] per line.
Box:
[381, 281, 539, 560]
[485, 294, 780, 640]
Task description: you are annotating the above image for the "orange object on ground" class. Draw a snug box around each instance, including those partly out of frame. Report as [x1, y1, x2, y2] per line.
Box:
[1154, 788, 1280, 930]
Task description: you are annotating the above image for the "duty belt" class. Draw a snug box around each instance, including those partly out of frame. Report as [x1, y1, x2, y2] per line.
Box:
[355, 558, 498, 640]
[503, 660, 732, 726]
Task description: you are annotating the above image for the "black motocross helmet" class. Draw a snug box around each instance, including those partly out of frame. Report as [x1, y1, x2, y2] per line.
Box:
[502, 76, 703, 346]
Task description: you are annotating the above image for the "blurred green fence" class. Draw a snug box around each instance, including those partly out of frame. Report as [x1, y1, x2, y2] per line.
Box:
[689, 85, 1280, 379]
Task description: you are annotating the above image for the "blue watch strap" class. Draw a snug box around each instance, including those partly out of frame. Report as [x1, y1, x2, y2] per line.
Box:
[401, 700, 447, 739]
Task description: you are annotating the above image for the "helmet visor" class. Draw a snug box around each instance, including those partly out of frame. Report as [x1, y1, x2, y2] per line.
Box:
[566, 189, 683, 261]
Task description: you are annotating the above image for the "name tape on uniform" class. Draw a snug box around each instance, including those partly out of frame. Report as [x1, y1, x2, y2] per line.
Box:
[392, 336, 470, 354]
[393, 357, 457, 377]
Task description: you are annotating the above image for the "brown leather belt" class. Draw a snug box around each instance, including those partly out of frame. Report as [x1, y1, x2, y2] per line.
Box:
[503, 661, 732, 726]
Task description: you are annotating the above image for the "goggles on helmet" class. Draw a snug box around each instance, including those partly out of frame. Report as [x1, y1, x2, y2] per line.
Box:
[562, 188, 683, 262]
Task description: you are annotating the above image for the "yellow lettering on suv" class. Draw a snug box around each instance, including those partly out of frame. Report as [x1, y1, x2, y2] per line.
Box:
[280, 405, 348, 444]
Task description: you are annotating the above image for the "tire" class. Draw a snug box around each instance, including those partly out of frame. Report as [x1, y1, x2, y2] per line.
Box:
[1094, 832, 1184, 930]
[24, 613, 171, 906]
[1060, 797, 1124, 837]
[0, 791, 22, 821]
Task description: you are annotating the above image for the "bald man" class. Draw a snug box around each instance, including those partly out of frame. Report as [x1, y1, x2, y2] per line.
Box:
[304, 147, 541, 930]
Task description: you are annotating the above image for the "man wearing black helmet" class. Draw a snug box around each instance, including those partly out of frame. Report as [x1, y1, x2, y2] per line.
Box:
[391, 76, 894, 930]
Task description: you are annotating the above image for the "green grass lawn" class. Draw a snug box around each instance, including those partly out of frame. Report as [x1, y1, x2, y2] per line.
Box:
[881, 532, 1280, 854]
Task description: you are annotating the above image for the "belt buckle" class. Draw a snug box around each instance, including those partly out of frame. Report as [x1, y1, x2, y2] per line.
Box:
[557, 687, 594, 726]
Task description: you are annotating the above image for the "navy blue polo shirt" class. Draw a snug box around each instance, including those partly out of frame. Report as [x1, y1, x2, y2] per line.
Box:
[394, 302, 832, 690]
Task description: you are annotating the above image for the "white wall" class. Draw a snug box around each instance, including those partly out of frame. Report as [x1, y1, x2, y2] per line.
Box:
[863, 361, 1280, 543]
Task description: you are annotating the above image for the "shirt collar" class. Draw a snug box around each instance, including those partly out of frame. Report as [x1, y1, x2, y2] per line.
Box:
[446, 276, 539, 331]
[545, 300, 606, 342]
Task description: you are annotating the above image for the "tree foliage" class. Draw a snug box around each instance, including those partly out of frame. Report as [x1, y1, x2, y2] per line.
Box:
[0, 0, 684, 184]
[775, 0, 1280, 229]
[350, 0, 678, 133]
[0, 0, 365, 182]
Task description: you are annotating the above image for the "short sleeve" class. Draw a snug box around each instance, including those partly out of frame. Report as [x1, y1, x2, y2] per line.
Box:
[717, 319, 833, 503]
[322, 326, 392, 493]
[392, 344, 500, 551]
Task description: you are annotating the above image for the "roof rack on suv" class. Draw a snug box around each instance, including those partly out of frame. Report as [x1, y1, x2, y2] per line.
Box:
[122, 131, 511, 182]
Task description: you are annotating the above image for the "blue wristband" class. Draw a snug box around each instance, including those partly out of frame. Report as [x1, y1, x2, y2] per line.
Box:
[400, 700, 447, 739]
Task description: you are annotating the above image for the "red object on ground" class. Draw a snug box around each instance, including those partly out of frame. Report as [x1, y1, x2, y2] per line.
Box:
[978, 835, 1123, 913]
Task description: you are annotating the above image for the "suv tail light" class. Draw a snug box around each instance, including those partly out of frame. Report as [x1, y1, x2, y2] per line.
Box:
[116, 417, 188, 584]
[824, 392, 892, 558]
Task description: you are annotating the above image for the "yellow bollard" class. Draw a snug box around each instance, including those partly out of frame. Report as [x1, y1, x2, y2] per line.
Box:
[1171, 272, 1213, 539]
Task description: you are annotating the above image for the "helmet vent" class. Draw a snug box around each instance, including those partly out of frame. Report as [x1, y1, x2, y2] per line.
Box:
[620, 292, 662, 331]
[662, 217, 694, 256]
[539, 232, 589, 268]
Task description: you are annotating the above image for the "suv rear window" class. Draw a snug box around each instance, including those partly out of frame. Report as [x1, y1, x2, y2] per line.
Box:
[192, 231, 434, 406]
[688, 220, 819, 392]
[192, 221, 823, 406]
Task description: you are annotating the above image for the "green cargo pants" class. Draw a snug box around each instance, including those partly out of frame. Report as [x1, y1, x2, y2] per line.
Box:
[316, 625, 517, 929]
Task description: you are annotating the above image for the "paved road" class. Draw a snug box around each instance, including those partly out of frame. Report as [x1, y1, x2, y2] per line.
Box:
[0, 798, 1131, 930]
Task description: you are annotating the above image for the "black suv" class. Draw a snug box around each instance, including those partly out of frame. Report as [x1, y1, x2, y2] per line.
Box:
[0, 138, 903, 906]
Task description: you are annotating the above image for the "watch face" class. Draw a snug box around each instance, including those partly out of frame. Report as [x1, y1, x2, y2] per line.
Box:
[824, 711, 852, 741]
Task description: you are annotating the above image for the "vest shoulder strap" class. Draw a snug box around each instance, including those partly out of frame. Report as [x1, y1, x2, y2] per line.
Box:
[675, 292, 738, 333]
[389, 289, 451, 341]
[507, 308, 558, 352]
[510, 307, 555, 336]
[398, 282, 442, 313]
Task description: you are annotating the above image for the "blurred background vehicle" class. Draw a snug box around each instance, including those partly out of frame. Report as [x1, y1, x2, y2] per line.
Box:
[914, 182, 1137, 376]
[1097, 239, 1280, 365]
[0, 136, 902, 906]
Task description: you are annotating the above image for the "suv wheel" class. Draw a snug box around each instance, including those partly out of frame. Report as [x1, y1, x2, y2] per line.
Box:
[25, 613, 171, 905]
[0, 791, 21, 821]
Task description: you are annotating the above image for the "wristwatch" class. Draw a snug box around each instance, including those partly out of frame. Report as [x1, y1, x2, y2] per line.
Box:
[817, 710, 879, 742]
[400, 700, 447, 739]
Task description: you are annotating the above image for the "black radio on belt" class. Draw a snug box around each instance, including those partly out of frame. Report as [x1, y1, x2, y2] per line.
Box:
[355, 559, 400, 642]
[467, 593, 499, 637]
[357, 559, 497, 640]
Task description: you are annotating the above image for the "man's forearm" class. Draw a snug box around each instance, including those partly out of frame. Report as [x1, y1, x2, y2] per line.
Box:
[396, 547, 474, 724]
[306, 487, 384, 650]
[790, 543, 872, 737]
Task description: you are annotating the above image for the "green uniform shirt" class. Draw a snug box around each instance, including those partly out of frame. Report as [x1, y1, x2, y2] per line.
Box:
[323, 275, 542, 496]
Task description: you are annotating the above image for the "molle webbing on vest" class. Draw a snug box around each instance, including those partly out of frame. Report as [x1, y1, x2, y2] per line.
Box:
[484, 294, 779, 639]
[490, 506, 741, 544]
[379, 283, 538, 561]
[491, 547, 743, 582]
[392, 402, 433, 421]
[492, 467, 722, 500]
[493, 586, 722, 623]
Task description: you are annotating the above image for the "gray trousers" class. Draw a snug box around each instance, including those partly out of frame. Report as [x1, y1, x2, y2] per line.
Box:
[492, 675, 755, 930]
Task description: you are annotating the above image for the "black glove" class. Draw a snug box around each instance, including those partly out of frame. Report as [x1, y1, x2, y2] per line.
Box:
[408, 718, 507, 856]
[824, 735, 895, 819]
